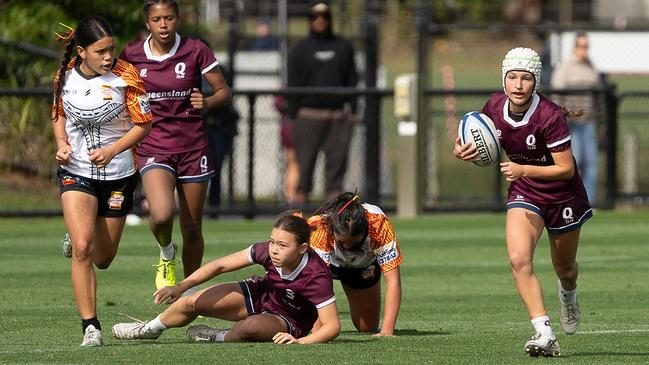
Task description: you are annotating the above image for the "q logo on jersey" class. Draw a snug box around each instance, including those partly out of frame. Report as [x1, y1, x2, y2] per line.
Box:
[526, 134, 537, 150]
[175, 62, 186, 79]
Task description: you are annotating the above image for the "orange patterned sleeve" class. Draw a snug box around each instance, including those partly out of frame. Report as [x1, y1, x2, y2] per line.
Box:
[308, 215, 333, 264]
[113, 59, 152, 124]
[367, 212, 403, 272]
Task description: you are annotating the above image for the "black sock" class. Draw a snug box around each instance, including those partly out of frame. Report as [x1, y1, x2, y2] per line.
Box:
[81, 317, 101, 334]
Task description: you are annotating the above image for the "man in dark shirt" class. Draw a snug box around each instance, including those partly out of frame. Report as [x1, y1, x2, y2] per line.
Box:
[287, 1, 358, 205]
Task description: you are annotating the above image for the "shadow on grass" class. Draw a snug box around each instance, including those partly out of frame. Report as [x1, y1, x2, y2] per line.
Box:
[569, 352, 649, 358]
[338, 329, 450, 336]
[394, 329, 450, 336]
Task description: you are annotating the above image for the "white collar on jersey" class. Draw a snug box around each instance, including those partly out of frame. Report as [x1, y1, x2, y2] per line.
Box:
[502, 93, 540, 128]
[275, 251, 309, 281]
[143, 33, 181, 62]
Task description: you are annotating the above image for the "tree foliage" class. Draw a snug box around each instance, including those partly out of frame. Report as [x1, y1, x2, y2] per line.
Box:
[0, 1, 202, 175]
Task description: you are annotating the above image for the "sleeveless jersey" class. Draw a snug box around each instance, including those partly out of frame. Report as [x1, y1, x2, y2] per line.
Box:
[309, 203, 403, 272]
[481, 92, 586, 204]
[120, 34, 219, 153]
[53, 58, 152, 180]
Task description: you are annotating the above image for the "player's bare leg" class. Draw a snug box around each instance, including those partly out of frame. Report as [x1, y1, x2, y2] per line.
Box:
[177, 181, 208, 277]
[342, 281, 381, 332]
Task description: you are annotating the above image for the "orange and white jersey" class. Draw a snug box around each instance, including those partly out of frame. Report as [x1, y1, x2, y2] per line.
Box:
[53, 58, 152, 180]
[309, 203, 403, 272]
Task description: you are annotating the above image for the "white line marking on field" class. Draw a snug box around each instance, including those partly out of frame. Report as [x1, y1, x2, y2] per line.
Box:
[575, 329, 649, 335]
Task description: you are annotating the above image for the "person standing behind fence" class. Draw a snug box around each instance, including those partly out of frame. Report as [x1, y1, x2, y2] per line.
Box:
[287, 1, 358, 205]
[120, 0, 232, 290]
[204, 65, 239, 217]
[551, 33, 603, 205]
[52, 16, 153, 346]
[274, 90, 299, 207]
[454, 47, 592, 357]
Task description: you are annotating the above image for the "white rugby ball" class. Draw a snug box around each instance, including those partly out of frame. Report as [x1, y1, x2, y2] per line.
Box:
[458, 111, 501, 167]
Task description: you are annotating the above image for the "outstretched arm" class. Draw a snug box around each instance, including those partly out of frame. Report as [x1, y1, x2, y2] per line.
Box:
[154, 247, 252, 304]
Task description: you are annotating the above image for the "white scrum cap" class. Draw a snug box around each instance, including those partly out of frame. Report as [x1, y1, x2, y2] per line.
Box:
[502, 47, 542, 92]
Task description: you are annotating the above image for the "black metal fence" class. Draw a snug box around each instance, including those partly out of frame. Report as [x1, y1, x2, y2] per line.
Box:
[0, 84, 629, 217]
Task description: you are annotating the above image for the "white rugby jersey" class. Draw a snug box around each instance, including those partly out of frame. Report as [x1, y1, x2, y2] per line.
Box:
[309, 203, 403, 272]
[53, 57, 152, 180]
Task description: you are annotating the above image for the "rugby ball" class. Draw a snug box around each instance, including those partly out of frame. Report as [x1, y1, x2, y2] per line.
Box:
[458, 111, 501, 167]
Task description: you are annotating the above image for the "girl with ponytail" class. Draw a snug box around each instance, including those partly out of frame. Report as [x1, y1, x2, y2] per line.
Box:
[51, 15, 152, 347]
[308, 192, 404, 337]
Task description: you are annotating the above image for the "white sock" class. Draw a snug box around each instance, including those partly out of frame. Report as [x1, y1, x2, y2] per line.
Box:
[159, 242, 175, 261]
[144, 314, 166, 334]
[531, 315, 554, 338]
[213, 330, 228, 342]
[558, 280, 577, 304]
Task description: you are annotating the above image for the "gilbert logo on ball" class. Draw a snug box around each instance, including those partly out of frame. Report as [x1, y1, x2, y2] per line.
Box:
[458, 111, 501, 167]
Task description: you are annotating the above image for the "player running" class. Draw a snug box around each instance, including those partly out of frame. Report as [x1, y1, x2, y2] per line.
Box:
[454, 47, 591, 357]
[307, 192, 403, 337]
[112, 212, 340, 344]
[119, 0, 232, 290]
[52, 16, 152, 346]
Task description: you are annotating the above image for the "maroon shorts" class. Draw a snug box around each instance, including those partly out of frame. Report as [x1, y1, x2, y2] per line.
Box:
[238, 276, 304, 338]
[507, 192, 593, 234]
[136, 145, 215, 183]
[280, 118, 294, 149]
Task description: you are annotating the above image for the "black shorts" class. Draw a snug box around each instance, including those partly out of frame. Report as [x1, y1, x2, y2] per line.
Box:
[330, 262, 381, 290]
[57, 168, 137, 217]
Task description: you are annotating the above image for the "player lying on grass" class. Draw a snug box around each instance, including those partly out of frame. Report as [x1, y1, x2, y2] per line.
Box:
[112, 212, 340, 344]
[308, 192, 403, 336]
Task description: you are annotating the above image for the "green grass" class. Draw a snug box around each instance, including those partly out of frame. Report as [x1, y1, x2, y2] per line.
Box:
[2, 211, 649, 364]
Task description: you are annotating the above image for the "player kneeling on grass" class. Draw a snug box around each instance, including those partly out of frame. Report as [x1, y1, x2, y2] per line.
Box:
[112, 212, 340, 344]
[308, 192, 403, 337]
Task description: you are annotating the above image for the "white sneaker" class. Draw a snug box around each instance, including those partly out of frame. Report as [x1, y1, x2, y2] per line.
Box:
[112, 321, 161, 340]
[524, 332, 560, 357]
[62, 233, 72, 258]
[560, 300, 581, 335]
[186, 325, 226, 342]
[80, 325, 103, 347]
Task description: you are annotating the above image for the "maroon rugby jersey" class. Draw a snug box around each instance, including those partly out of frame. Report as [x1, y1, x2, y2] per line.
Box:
[248, 241, 336, 335]
[482, 92, 587, 204]
[120, 34, 219, 153]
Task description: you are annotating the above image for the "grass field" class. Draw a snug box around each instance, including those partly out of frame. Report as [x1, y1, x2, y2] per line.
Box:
[2, 210, 649, 364]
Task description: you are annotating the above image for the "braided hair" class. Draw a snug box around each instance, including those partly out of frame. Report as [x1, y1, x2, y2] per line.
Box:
[314, 192, 368, 238]
[52, 16, 113, 120]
